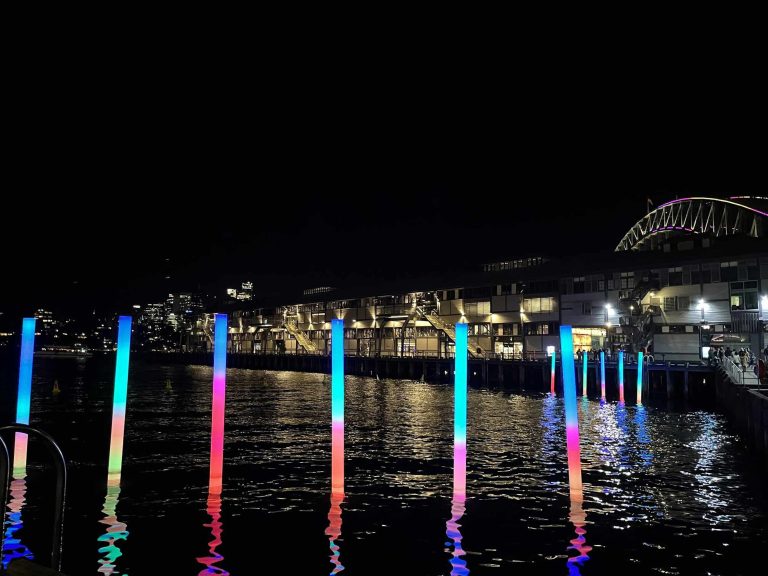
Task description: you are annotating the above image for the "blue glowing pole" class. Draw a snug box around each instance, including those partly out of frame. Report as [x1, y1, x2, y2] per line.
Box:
[550, 352, 556, 395]
[12, 318, 36, 475]
[582, 352, 588, 396]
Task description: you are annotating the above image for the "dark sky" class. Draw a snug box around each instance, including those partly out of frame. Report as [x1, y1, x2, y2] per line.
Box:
[2, 82, 764, 317]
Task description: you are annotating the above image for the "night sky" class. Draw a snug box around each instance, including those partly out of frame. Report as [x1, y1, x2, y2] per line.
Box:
[2, 92, 764, 318]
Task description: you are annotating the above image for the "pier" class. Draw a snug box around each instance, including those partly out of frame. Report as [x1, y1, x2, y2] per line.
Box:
[141, 351, 716, 402]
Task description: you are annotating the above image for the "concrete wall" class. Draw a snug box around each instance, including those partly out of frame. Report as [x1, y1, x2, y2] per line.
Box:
[716, 372, 768, 468]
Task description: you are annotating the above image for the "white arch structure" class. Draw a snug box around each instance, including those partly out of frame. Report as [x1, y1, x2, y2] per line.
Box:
[616, 197, 766, 252]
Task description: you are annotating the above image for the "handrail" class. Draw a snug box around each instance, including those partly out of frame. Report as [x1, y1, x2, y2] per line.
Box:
[0, 435, 9, 534]
[0, 424, 67, 572]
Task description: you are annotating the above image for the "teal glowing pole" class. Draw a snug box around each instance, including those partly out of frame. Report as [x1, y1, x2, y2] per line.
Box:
[331, 319, 344, 495]
[582, 352, 588, 397]
[599, 350, 606, 401]
[454, 322, 467, 499]
[618, 350, 625, 404]
[12, 318, 36, 476]
[107, 316, 132, 483]
[636, 351, 644, 405]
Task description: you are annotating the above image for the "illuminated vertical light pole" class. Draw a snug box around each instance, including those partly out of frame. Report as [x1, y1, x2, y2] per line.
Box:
[447, 323, 469, 576]
[12, 318, 36, 477]
[208, 313, 228, 495]
[559, 325, 583, 499]
[618, 350, 625, 404]
[454, 322, 468, 500]
[331, 318, 344, 496]
[107, 316, 132, 484]
[636, 351, 644, 405]
[550, 351, 556, 396]
[599, 350, 606, 401]
[582, 351, 588, 397]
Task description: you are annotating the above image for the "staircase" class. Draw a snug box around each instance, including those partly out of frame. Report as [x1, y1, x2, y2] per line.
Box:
[630, 305, 660, 352]
[417, 307, 485, 358]
[200, 316, 214, 344]
[283, 321, 318, 353]
[618, 279, 659, 315]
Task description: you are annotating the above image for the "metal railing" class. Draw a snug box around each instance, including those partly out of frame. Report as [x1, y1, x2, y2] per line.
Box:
[0, 424, 67, 572]
[719, 356, 760, 387]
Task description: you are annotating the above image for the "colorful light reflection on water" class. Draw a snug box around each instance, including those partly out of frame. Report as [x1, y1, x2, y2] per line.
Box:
[97, 481, 128, 575]
[196, 492, 228, 576]
[3, 362, 766, 574]
[1, 478, 33, 569]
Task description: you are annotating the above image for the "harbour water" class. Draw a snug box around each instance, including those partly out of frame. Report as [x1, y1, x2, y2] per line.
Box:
[1, 358, 766, 574]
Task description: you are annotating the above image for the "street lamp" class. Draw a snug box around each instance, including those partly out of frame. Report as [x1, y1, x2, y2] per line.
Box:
[604, 304, 613, 351]
[697, 299, 708, 323]
[698, 299, 710, 360]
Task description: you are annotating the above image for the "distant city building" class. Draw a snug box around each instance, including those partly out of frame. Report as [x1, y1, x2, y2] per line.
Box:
[237, 282, 253, 301]
[303, 286, 335, 296]
[482, 257, 546, 273]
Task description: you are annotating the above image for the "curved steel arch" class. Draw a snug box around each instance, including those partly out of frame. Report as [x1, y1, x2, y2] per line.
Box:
[615, 197, 766, 251]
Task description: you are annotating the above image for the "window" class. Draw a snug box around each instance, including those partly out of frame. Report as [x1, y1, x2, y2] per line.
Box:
[573, 277, 585, 294]
[525, 323, 550, 335]
[522, 297, 554, 314]
[582, 302, 592, 315]
[731, 281, 759, 311]
[721, 261, 738, 282]
[668, 267, 683, 286]
[664, 297, 676, 311]
[677, 296, 690, 311]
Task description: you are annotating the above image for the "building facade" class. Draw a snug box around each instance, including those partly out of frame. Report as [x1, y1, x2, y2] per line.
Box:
[189, 197, 767, 362]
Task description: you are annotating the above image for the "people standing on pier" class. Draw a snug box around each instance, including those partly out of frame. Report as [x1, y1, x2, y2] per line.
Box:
[738, 348, 747, 372]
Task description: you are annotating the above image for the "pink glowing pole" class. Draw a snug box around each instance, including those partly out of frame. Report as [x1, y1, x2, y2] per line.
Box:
[550, 351, 556, 396]
[209, 314, 228, 495]
[618, 350, 625, 404]
[636, 351, 644, 405]
[560, 325, 583, 499]
[599, 350, 606, 401]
